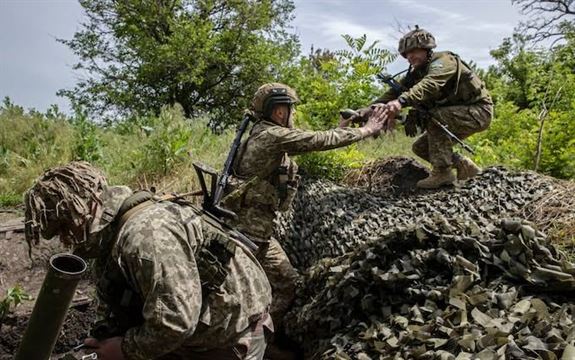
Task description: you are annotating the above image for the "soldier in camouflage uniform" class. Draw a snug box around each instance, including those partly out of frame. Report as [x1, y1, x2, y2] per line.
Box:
[374, 27, 493, 188]
[24, 162, 273, 360]
[222, 83, 387, 329]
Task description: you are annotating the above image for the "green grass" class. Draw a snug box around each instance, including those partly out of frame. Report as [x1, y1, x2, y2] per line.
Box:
[357, 130, 416, 162]
[0, 193, 22, 207]
[0, 104, 235, 202]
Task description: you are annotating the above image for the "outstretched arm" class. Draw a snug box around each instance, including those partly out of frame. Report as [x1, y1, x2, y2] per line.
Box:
[269, 107, 387, 155]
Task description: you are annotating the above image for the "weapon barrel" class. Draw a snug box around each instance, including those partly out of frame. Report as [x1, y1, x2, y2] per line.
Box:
[15, 253, 87, 360]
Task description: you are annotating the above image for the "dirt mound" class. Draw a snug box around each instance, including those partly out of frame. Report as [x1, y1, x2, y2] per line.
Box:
[343, 156, 430, 194]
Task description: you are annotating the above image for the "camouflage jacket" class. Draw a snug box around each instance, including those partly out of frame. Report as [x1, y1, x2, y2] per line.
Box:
[376, 51, 491, 108]
[91, 186, 272, 359]
[222, 120, 366, 240]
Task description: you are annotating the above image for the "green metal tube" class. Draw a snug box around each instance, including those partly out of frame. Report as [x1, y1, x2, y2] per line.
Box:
[15, 253, 87, 360]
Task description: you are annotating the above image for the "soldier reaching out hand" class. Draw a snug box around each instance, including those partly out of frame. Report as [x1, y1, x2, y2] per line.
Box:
[373, 27, 493, 189]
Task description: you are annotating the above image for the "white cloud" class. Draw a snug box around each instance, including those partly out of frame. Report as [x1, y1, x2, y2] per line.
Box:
[387, 0, 467, 22]
[318, 18, 397, 48]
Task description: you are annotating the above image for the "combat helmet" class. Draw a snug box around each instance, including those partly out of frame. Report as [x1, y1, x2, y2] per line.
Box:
[251, 83, 299, 119]
[24, 161, 108, 248]
[398, 26, 436, 57]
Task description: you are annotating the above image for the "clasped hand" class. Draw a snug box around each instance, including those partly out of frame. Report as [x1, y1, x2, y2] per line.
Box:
[83, 337, 125, 360]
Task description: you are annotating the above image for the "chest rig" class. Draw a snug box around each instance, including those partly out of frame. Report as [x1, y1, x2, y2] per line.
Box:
[405, 51, 486, 107]
[94, 191, 236, 338]
[232, 121, 300, 211]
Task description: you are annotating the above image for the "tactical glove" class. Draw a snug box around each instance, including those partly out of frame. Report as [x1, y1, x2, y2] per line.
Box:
[404, 117, 418, 137]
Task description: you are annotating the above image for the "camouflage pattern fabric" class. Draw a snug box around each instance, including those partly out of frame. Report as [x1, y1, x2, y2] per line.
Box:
[376, 51, 491, 107]
[374, 51, 492, 169]
[255, 238, 300, 324]
[223, 119, 366, 239]
[158, 314, 270, 360]
[24, 161, 108, 248]
[93, 187, 272, 359]
[412, 102, 492, 168]
[222, 119, 369, 323]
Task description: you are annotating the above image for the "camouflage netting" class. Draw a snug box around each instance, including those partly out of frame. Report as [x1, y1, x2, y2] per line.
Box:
[276, 158, 553, 270]
[276, 157, 575, 359]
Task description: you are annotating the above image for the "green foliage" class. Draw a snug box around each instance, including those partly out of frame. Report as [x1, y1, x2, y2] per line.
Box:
[0, 285, 31, 321]
[71, 109, 103, 163]
[0, 193, 22, 207]
[296, 133, 416, 181]
[278, 34, 411, 178]
[0, 98, 75, 198]
[281, 34, 396, 130]
[58, 0, 298, 124]
[2, 21, 574, 209]
[297, 145, 366, 181]
[136, 105, 193, 177]
[473, 31, 575, 179]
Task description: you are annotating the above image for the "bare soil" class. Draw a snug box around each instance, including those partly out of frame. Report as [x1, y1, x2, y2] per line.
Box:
[0, 210, 96, 359]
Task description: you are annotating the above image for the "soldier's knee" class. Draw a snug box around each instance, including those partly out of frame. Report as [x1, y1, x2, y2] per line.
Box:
[412, 138, 428, 159]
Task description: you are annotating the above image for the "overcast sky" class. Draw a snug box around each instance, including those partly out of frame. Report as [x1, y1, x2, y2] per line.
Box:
[0, 0, 522, 113]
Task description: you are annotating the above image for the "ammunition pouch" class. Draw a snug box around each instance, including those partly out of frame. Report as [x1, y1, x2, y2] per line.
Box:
[197, 221, 236, 292]
[278, 177, 300, 212]
[275, 161, 300, 212]
[277, 165, 289, 201]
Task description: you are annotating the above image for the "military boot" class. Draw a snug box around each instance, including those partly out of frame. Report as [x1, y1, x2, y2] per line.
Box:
[454, 156, 481, 180]
[416, 167, 455, 189]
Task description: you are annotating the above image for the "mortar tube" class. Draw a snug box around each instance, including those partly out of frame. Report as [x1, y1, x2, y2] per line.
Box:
[15, 253, 87, 360]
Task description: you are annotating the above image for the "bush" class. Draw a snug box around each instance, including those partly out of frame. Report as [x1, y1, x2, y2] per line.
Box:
[297, 145, 366, 181]
[0, 98, 75, 197]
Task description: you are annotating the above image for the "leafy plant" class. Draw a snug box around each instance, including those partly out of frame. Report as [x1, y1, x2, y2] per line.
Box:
[0, 285, 31, 322]
[297, 145, 366, 181]
[71, 108, 103, 163]
[136, 105, 193, 177]
[281, 34, 395, 130]
[472, 30, 575, 179]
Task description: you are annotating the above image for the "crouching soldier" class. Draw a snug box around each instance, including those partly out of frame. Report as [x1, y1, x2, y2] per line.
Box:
[375, 27, 493, 188]
[24, 161, 273, 360]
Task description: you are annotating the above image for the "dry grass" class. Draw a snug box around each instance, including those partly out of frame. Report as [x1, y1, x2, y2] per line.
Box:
[520, 178, 575, 247]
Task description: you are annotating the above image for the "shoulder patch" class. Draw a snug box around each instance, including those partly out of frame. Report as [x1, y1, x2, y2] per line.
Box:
[429, 59, 444, 70]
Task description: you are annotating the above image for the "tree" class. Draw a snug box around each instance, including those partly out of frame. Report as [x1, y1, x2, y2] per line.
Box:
[512, 0, 574, 44]
[58, 0, 298, 124]
[281, 34, 395, 130]
[472, 31, 575, 179]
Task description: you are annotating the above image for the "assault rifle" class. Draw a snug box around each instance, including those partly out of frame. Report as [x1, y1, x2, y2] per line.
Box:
[193, 113, 258, 252]
[194, 113, 252, 219]
[376, 70, 475, 155]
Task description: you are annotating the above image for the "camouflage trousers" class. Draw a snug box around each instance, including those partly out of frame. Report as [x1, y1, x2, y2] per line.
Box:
[255, 237, 300, 329]
[412, 102, 493, 168]
[159, 313, 272, 360]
